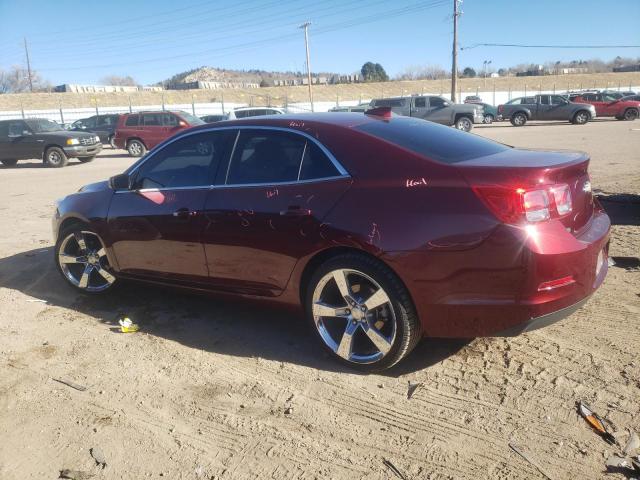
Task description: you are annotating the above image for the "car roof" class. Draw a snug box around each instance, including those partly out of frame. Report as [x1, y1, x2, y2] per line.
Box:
[234, 106, 284, 111]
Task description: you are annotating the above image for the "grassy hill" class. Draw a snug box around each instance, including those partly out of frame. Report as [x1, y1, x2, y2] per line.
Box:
[1, 72, 639, 111]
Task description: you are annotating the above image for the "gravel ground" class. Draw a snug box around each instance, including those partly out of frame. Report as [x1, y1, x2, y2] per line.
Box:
[0, 118, 638, 479]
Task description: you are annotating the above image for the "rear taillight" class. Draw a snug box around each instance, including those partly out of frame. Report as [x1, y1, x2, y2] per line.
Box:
[472, 183, 572, 225]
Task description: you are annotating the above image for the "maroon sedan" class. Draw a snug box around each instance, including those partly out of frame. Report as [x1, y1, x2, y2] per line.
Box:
[52, 112, 610, 371]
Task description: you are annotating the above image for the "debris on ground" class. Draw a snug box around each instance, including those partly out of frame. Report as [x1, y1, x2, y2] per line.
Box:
[284, 406, 293, 415]
[59, 470, 94, 480]
[577, 400, 616, 445]
[118, 316, 140, 333]
[407, 382, 422, 400]
[90, 447, 107, 469]
[624, 431, 639, 456]
[508, 443, 554, 480]
[382, 458, 409, 480]
[52, 378, 87, 392]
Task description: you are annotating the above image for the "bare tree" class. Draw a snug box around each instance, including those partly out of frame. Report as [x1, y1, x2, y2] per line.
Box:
[0, 66, 49, 93]
[396, 64, 448, 80]
[100, 75, 137, 86]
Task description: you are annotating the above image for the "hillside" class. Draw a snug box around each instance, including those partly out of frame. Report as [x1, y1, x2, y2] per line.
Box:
[1, 72, 639, 111]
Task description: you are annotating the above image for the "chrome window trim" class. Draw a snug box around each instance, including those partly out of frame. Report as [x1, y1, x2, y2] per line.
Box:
[113, 175, 348, 194]
[296, 141, 308, 181]
[127, 125, 350, 181]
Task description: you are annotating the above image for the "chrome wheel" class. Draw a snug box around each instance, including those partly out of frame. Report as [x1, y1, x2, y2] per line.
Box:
[513, 113, 526, 126]
[311, 269, 396, 364]
[574, 111, 589, 124]
[455, 117, 472, 132]
[57, 231, 116, 292]
[128, 140, 143, 156]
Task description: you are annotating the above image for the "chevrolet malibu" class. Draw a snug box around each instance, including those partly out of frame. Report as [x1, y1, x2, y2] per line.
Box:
[53, 111, 610, 371]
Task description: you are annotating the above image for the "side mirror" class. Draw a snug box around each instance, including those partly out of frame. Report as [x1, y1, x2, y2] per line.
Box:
[109, 173, 132, 191]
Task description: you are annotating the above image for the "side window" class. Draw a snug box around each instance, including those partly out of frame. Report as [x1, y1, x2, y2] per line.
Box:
[414, 97, 426, 108]
[83, 117, 97, 128]
[234, 110, 249, 119]
[539, 96, 550, 105]
[162, 114, 178, 126]
[8, 121, 27, 137]
[508, 98, 522, 105]
[429, 97, 446, 108]
[134, 131, 234, 189]
[226, 130, 306, 185]
[594, 94, 603, 101]
[125, 115, 139, 127]
[550, 95, 566, 105]
[265, 109, 282, 115]
[97, 116, 115, 126]
[373, 98, 406, 107]
[522, 97, 536, 104]
[143, 113, 162, 126]
[299, 141, 340, 181]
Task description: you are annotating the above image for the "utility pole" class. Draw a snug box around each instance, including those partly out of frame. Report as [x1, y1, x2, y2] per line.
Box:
[24, 37, 33, 92]
[299, 21, 314, 112]
[450, 0, 460, 103]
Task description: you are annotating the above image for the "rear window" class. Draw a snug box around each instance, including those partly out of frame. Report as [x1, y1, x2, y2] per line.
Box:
[355, 117, 509, 164]
[125, 115, 139, 126]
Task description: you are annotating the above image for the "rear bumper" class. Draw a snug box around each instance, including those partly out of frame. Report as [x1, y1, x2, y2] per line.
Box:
[383, 208, 610, 338]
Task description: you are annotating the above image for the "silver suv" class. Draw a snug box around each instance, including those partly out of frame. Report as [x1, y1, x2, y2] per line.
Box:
[369, 95, 484, 132]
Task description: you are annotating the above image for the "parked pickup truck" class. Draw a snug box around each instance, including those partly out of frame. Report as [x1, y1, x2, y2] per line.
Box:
[368, 95, 484, 132]
[0, 118, 102, 168]
[498, 94, 596, 126]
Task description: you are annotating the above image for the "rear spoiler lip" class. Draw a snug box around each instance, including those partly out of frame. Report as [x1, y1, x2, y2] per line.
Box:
[365, 106, 393, 119]
[452, 148, 589, 169]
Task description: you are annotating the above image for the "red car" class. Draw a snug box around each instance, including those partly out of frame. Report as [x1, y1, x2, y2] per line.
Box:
[571, 92, 640, 121]
[113, 110, 205, 157]
[52, 112, 610, 371]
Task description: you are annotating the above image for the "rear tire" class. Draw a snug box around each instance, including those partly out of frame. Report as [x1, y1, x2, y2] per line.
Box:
[510, 112, 527, 127]
[44, 147, 68, 168]
[623, 108, 639, 121]
[305, 253, 421, 372]
[78, 156, 95, 163]
[127, 139, 146, 157]
[1, 159, 18, 167]
[454, 116, 473, 132]
[572, 110, 590, 125]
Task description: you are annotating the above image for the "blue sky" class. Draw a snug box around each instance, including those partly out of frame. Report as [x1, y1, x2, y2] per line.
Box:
[1, 0, 639, 86]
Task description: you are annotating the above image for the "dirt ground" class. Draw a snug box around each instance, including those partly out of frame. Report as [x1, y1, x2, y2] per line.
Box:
[0, 119, 638, 480]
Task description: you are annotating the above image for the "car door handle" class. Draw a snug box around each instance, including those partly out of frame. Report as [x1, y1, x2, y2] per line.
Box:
[280, 206, 311, 216]
[173, 208, 196, 219]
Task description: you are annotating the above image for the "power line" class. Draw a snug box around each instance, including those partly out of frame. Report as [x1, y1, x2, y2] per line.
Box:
[462, 43, 640, 50]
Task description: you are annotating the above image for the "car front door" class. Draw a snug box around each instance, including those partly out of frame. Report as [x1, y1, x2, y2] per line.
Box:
[107, 130, 235, 283]
[94, 115, 115, 143]
[585, 94, 607, 116]
[202, 128, 351, 296]
[536, 95, 554, 119]
[425, 96, 451, 124]
[6, 120, 40, 159]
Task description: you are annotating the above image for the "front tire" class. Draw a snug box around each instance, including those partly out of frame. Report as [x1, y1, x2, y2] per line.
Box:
[623, 108, 639, 121]
[305, 253, 421, 372]
[1, 159, 18, 167]
[54, 224, 117, 294]
[78, 156, 95, 163]
[510, 112, 527, 127]
[572, 110, 590, 125]
[44, 147, 68, 168]
[483, 114, 494, 124]
[454, 116, 473, 132]
[127, 139, 146, 157]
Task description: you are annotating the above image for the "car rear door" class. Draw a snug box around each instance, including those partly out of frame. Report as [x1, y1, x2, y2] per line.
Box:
[536, 95, 554, 120]
[140, 113, 165, 149]
[412, 97, 428, 119]
[202, 127, 351, 296]
[107, 130, 235, 283]
[585, 94, 607, 115]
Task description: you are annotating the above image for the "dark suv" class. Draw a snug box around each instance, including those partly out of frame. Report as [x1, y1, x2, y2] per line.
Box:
[0, 118, 102, 168]
[70, 114, 120, 147]
[113, 111, 205, 157]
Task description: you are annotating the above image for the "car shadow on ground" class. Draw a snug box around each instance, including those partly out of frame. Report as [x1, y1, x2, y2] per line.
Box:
[0, 161, 87, 169]
[0, 247, 469, 376]
[597, 192, 640, 226]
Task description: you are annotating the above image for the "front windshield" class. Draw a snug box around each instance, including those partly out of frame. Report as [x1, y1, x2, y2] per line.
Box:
[26, 119, 63, 132]
[178, 111, 205, 125]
